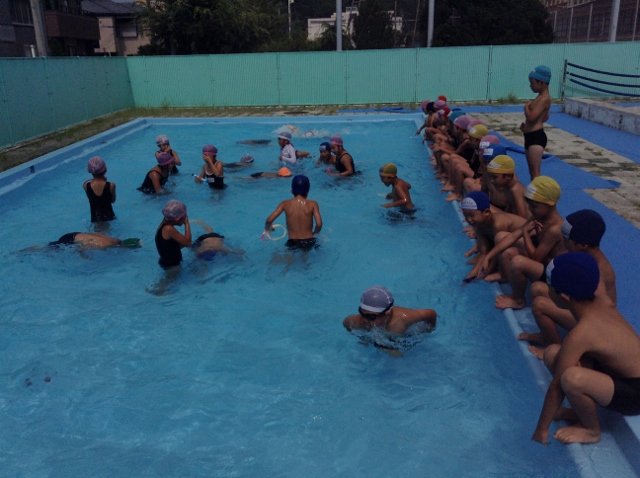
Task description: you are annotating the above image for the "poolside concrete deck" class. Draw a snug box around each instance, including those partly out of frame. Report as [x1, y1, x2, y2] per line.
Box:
[471, 108, 640, 229]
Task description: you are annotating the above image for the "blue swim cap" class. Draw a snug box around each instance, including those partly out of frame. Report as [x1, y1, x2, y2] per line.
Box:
[547, 252, 599, 300]
[529, 65, 551, 84]
[461, 191, 490, 211]
[291, 174, 310, 197]
[482, 144, 507, 162]
[319, 142, 331, 152]
[562, 209, 606, 247]
[360, 286, 394, 314]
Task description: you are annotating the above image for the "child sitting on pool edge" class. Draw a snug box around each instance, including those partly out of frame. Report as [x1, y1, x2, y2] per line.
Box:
[263, 175, 322, 251]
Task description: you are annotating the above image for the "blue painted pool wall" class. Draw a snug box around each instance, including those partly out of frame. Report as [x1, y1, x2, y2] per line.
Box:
[1, 41, 639, 150]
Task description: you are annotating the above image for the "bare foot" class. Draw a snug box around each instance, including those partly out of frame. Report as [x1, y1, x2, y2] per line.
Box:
[517, 332, 545, 344]
[495, 294, 525, 310]
[445, 193, 461, 202]
[527, 345, 546, 360]
[483, 272, 503, 282]
[554, 407, 578, 422]
[554, 425, 600, 444]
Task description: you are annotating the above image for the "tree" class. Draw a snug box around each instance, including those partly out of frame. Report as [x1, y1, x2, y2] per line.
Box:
[425, 0, 553, 47]
[352, 0, 396, 49]
[139, 0, 285, 55]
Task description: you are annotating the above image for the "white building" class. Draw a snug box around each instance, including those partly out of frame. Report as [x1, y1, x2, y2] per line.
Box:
[307, 7, 402, 42]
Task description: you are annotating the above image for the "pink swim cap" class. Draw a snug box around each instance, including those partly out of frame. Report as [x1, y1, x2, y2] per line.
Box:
[453, 115, 472, 130]
[466, 118, 484, 130]
[87, 156, 106, 175]
[162, 199, 187, 222]
[420, 100, 431, 113]
[156, 135, 170, 145]
[330, 135, 343, 146]
[434, 99, 447, 110]
[202, 144, 218, 154]
[156, 152, 174, 166]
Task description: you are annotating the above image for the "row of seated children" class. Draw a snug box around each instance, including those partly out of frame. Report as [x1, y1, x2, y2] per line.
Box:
[418, 95, 640, 446]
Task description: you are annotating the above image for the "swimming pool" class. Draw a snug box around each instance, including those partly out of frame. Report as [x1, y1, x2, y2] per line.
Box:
[0, 114, 634, 476]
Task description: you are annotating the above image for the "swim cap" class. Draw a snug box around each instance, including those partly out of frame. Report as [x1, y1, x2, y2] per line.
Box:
[434, 99, 447, 110]
[562, 209, 606, 247]
[202, 144, 218, 155]
[330, 135, 343, 146]
[529, 65, 551, 84]
[466, 118, 484, 130]
[379, 163, 397, 178]
[525, 176, 561, 206]
[448, 110, 466, 123]
[482, 144, 507, 162]
[546, 252, 599, 300]
[438, 95, 447, 102]
[156, 135, 170, 145]
[479, 135, 500, 148]
[319, 142, 331, 152]
[277, 167, 292, 177]
[487, 154, 515, 174]
[461, 191, 490, 211]
[240, 154, 254, 163]
[156, 152, 174, 166]
[278, 131, 292, 141]
[87, 156, 106, 175]
[162, 199, 187, 222]
[453, 115, 472, 131]
[468, 124, 489, 140]
[360, 286, 394, 314]
[291, 174, 310, 196]
[420, 100, 431, 113]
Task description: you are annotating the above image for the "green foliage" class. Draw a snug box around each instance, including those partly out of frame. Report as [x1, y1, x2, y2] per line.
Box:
[353, 0, 396, 49]
[139, 0, 288, 54]
[428, 0, 553, 46]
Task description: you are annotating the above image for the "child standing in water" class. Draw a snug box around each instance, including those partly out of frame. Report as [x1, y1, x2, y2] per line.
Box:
[155, 200, 191, 268]
[83, 156, 116, 223]
[264, 175, 322, 250]
[379, 163, 415, 214]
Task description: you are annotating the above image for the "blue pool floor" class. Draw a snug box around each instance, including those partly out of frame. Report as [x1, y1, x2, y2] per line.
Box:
[2, 110, 640, 476]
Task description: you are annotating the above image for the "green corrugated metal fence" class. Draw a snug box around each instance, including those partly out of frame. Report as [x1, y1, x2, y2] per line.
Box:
[1, 41, 639, 150]
[0, 57, 133, 149]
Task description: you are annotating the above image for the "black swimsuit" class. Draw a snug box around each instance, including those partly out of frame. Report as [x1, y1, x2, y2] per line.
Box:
[155, 226, 182, 268]
[138, 168, 168, 194]
[523, 129, 548, 149]
[85, 181, 115, 222]
[335, 151, 355, 175]
[285, 238, 317, 251]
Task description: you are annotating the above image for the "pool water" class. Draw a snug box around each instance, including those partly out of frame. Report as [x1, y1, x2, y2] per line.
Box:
[0, 115, 623, 476]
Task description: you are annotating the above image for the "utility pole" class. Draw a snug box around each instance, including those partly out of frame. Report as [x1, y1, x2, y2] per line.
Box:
[336, 0, 343, 51]
[29, 0, 48, 56]
[609, 0, 621, 41]
[427, 0, 434, 47]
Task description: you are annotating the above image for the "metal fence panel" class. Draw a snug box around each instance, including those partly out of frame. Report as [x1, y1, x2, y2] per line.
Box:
[3, 42, 640, 150]
[127, 54, 281, 107]
[0, 57, 133, 149]
[416, 46, 490, 102]
[488, 44, 568, 100]
[345, 49, 417, 104]
[279, 51, 347, 105]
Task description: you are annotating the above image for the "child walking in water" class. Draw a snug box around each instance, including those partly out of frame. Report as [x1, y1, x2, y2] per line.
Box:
[83, 156, 116, 224]
[263, 175, 322, 250]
